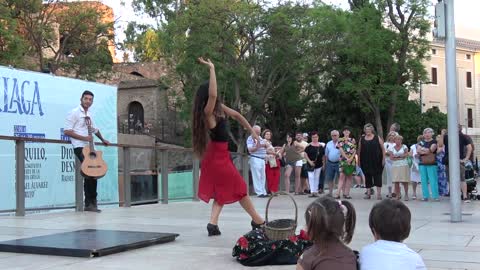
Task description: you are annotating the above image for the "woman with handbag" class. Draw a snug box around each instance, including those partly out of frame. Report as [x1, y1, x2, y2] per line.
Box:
[304, 132, 325, 197]
[417, 128, 439, 201]
[263, 129, 281, 194]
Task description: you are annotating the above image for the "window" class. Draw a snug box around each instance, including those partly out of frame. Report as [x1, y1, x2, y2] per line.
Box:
[467, 108, 473, 128]
[467, 71, 472, 88]
[466, 54, 471, 60]
[431, 67, 438, 85]
[431, 48, 437, 55]
[128, 101, 144, 132]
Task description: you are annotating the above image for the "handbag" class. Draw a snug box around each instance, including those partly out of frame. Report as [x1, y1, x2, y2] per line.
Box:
[305, 147, 320, 172]
[305, 162, 315, 172]
[267, 156, 278, 168]
[406, 156, 413, 168]
[279, 157, 286, 167]
[421, 152, 436, 165]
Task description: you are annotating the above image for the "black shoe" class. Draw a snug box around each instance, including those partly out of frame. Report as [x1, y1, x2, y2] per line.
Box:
[251, 220, 265, 230]
[207, 223, 221, 236]
[84, 205, 101, 213]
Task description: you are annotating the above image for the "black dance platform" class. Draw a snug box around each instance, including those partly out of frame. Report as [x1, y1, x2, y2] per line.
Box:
[0, 229, 179, 258]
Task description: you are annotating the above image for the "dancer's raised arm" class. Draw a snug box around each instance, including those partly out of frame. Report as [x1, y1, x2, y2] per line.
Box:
[198, 57, 217, 117]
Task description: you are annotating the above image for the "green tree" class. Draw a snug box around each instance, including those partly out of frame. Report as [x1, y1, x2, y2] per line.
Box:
[127, 1, 351, 149]
[330, 0, 430, 138]
[378, 0, 431, 134]
[0, 0, 27, 66]
[124, 24, 163, 62]
[9, 0, 114, 79]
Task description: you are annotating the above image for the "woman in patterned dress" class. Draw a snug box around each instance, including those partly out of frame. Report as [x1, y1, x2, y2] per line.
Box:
[436, 130, 449, 196]
[335, 127, 357, 199]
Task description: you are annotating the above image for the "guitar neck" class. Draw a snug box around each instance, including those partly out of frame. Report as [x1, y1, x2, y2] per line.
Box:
[88, 129, 95, 151]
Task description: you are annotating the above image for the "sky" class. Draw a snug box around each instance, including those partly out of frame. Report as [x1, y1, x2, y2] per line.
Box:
[100, 0, 480, 61]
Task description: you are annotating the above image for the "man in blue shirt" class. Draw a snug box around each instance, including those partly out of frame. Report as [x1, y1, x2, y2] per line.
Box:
[324, 130, 341, 197]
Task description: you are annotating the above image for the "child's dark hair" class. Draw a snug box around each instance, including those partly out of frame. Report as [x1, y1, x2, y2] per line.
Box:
[369, 199, 411, 242]
[305, 196, 356, 248]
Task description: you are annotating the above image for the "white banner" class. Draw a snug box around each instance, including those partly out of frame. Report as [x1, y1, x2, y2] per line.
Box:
[0, 66, 118, 210]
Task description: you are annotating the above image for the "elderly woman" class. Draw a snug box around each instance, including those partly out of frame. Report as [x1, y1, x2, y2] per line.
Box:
[410, 135, 423, 200]
[417, 128, 439, 201]
[263, 129, 281, 194]
[358, 123, 386, 200]
[384, 131, 397, 198]
[388, 135, 410, 200]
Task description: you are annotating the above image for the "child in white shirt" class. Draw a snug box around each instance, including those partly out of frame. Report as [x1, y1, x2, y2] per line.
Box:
[360, 199, 426, 270]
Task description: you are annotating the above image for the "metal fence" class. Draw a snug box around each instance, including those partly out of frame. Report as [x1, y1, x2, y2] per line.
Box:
[0, 135, 253, 216]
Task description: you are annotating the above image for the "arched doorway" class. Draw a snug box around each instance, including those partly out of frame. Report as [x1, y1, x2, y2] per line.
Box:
[128, 101, 144, 132]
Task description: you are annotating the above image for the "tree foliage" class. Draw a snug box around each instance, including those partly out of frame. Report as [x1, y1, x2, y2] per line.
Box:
[3, 0, 114, 80]
[0, 0, 26, 66]
[126, 0, 432, 149]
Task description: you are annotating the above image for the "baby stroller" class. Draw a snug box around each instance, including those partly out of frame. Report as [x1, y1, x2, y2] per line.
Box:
[465, 161, 480, 200]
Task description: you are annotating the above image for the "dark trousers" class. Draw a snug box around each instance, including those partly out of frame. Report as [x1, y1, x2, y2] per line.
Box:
[364, 172, 382, 188]
[74, 147, 98, 206]
[318, 168, 325, 190]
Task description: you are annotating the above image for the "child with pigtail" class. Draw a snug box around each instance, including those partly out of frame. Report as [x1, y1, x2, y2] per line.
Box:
[297, 196, 358, 270]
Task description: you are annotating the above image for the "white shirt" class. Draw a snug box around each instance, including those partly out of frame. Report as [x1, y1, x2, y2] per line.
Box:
[247, 136, 267, 158]
[384, 142, 396, 164]
[360, 240, 426, 270]
[410, 144, 420, 171]
[64, 105, 98, 148]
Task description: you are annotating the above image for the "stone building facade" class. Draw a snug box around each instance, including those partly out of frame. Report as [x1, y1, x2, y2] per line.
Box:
[109, 60, 185, 146]
[411, 38, 480, 160]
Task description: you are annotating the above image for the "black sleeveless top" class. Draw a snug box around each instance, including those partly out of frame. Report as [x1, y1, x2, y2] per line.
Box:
[209, 118, 229, 142]
[360, 135, 383, 174]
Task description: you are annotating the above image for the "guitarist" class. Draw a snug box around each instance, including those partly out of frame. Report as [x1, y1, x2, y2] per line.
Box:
[64, 90, 110, 212]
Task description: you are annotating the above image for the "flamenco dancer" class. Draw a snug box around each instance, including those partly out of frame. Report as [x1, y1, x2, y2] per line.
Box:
[192, 57, 265, 236]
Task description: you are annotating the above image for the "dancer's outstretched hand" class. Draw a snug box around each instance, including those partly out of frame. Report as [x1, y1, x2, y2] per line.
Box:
[198, 57, 214, 69]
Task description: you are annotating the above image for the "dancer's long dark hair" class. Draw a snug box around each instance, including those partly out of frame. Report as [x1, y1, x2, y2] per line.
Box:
[192, 81, 223, 158]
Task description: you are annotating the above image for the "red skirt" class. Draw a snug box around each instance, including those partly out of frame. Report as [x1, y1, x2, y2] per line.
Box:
[266, 159, 280, 193]
[198, 141, 247, 205]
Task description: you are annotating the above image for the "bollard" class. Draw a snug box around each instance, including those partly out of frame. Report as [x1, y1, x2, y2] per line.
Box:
[15, 140, 26, 216]
[123, 147, 131, 207]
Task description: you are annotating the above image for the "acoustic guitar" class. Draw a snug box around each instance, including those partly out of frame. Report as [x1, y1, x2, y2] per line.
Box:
[81, 116, 108, 178]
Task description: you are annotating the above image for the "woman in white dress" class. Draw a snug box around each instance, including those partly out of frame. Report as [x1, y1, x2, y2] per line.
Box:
[409, 135, 423, 200]
[384, 131, 397, 198]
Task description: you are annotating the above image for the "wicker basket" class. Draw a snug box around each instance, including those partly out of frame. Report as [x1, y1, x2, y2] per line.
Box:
[264, 192, 298, 241]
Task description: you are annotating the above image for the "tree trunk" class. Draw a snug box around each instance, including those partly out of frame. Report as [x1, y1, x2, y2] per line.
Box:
[374, 106, 384, 139]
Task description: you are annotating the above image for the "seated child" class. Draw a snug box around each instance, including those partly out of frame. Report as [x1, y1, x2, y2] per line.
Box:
[296, 196, 357, 270]
[360, 199, 426, 270]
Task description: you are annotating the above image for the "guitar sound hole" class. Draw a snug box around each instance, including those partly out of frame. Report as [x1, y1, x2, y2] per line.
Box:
[89, 152, 97, 159]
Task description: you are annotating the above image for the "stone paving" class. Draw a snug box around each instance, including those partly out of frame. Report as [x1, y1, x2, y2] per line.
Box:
[0, 188, 480, 270]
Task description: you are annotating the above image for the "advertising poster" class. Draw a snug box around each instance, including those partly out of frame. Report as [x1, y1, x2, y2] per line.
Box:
[0, 66, 118, 211]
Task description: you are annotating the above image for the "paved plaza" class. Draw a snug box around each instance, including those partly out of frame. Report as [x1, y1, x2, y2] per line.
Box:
[0, 188, 480, 270]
